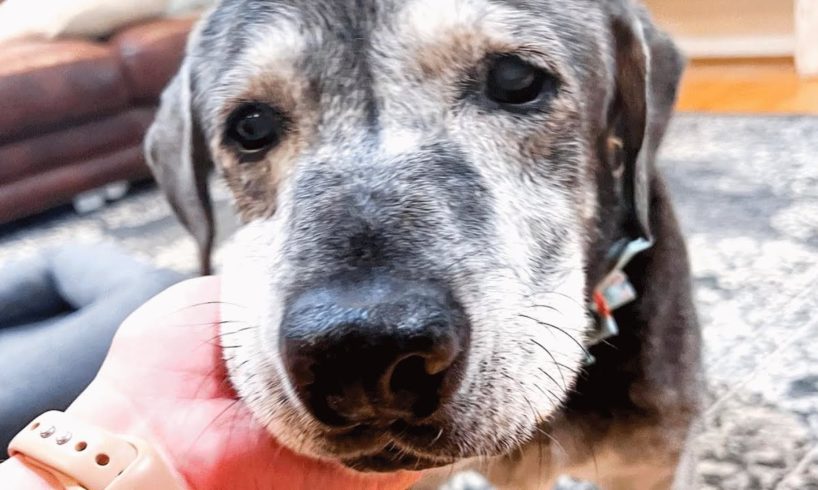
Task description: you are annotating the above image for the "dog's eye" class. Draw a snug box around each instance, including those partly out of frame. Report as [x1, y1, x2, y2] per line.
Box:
[485, 56, 556, 107]
[226, 103, 283, 155]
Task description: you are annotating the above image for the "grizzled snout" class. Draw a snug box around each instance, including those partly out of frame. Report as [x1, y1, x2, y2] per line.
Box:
[280, 273, 470, 428]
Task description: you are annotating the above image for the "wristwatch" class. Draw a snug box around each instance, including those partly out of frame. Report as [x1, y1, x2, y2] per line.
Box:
[8, 411, 188, 490]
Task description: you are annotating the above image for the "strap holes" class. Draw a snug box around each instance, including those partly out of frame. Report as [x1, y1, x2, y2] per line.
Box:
[75, 441, 87, 452]
[95, 453, 110, 466]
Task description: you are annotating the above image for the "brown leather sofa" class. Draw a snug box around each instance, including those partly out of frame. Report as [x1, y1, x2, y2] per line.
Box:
[0, 17, 194, 224]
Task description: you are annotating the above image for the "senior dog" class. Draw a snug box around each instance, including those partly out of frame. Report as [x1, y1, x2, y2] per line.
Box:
[145, 0, 702, 487]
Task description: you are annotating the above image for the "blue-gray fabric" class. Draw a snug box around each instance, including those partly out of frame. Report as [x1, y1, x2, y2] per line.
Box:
[0, 243, 184, 450]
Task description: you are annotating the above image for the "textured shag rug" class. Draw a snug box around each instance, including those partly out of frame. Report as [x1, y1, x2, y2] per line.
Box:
[2, 113, 817, 488]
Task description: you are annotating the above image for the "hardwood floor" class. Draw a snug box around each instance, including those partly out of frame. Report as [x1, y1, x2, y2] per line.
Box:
[677, 58, 818, 114]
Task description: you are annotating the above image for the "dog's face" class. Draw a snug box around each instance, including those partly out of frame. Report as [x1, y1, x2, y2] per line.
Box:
[147, 0, 681, 472]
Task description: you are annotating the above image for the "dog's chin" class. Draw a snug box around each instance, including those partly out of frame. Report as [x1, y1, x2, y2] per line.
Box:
[342, 446, 455, 472]
[313, 422, 464, 472]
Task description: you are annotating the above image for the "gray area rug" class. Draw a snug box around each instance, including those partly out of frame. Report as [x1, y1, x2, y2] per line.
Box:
[1, 113, 817, 488]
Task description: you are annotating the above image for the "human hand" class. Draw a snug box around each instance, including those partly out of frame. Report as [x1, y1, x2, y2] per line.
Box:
[3, 277, 419, 490]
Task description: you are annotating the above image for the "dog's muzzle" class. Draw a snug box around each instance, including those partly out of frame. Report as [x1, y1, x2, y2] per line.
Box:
[279, 273, 471, 429]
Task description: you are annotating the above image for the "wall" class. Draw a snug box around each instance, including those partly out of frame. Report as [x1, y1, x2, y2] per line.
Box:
[643, 0, 796, 58]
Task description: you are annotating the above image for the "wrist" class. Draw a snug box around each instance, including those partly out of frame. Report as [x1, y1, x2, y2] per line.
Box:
[68, 390, 190, 489]
[0, 455, 62, 490]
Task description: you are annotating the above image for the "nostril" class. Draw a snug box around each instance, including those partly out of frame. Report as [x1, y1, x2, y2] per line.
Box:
[388, 355, 447, 419]
[390, 355, 432, 395]
[308, 388, 355, 428]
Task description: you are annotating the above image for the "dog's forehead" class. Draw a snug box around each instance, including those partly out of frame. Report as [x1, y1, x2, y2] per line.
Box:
[216, 0, 590, 32]
[192, 0, 611, 135]
[200, 0, 604, 81]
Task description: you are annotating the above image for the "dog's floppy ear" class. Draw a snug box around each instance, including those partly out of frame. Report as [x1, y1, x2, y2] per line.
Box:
[608, 6, 684, 241]
[144, 59, 215, 275]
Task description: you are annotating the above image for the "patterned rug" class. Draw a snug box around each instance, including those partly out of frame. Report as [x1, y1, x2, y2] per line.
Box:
[1, 113, 817, 488]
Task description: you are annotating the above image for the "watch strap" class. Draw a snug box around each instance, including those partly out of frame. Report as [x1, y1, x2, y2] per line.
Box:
[8, 411, 187, 490]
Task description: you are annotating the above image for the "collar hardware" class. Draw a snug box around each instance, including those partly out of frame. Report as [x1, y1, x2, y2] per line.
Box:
[584, 238, 652, 364]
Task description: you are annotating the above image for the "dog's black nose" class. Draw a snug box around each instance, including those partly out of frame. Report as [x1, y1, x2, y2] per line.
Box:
[280, 274, 469, 428]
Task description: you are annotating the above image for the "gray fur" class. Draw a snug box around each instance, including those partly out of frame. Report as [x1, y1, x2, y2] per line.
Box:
[145, 0, 700, 486]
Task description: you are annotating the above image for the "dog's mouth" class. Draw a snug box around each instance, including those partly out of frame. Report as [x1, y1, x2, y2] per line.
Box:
[321, 421, 459, 472]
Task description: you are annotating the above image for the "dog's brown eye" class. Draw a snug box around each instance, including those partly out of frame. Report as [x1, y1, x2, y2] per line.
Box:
[486, 56, 555, 107]
[226, 103, 283, 155]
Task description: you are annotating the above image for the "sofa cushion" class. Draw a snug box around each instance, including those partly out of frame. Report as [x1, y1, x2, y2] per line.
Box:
[0, 0, 168, 42]
[0, 144, 151, 224]
[0, 0, 208, 43]
[0, 107, 155, 184]
[0, 39, 130, 143]
[111, 17, 194, 103]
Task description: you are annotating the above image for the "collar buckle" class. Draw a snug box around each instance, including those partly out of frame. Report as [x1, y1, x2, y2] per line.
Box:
[584, 238, 652, 364]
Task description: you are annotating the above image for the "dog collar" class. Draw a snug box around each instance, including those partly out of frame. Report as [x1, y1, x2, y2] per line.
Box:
[585, 238, 653, 357]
